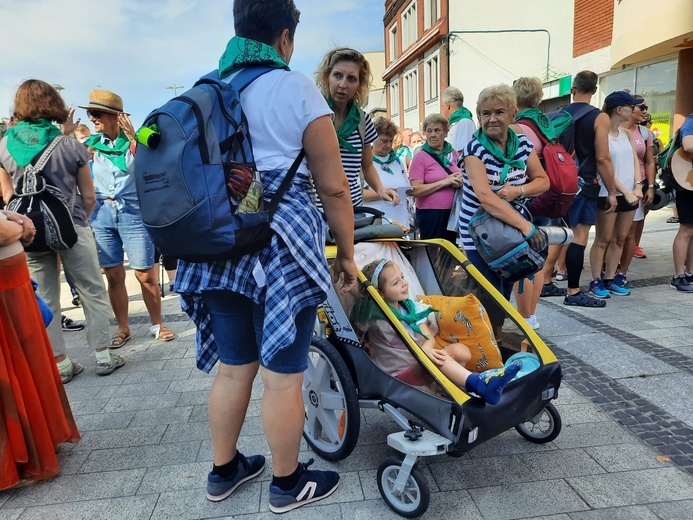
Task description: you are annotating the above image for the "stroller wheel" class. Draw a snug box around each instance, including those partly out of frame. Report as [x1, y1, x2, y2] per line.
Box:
[515, 402, 562, 443]
[302, 336, 359, 461]
[377, 456, 430, 518]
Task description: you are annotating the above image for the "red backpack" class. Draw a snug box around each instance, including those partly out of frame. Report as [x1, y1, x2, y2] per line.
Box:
[518, 119, 579, 218]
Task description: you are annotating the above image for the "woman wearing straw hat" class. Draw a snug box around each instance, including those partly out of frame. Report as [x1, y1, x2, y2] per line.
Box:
[80, 89, 176, 346]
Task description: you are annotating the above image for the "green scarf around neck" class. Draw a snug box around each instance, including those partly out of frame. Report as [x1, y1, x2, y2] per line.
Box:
[515, 108, 572, 143]
[473, 127, 525, 184]
[388, 299, 433, 340]
[422, 141, 455, 167]
[327, 98, 362, 153]
[448, 106, 473, 125]
[5, 119, 61, 168]
[372, 150, 400, 173]
[218, 36, 290, 78]
[86, 131, 131, 172]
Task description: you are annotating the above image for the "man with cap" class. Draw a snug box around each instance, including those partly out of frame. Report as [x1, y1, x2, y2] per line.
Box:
[560, 71, 619, 308]
[81, 90, 175, 347]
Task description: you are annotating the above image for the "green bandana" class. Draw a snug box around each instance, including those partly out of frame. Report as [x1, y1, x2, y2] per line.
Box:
[327, 98, 362, 154]
[515, 108, 572, 143]
[372, 150, 400, 173]
[5, 119, 61, 168]
[448, 106, 473, 125]
[218, 36, 290, 78]
[86, 131, 131, 172]
[473, 127, 525, 184]
[395, 145, 412, 162]
[422, 141, 455, 168]
[388, 299, 434, 340]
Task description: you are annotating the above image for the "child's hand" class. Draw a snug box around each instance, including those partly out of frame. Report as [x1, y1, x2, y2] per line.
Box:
[427, 348, 448, 366]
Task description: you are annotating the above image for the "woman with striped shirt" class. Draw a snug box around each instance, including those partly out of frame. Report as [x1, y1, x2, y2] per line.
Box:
[458, 85, 549, 304]
[315, 48, 398, 208]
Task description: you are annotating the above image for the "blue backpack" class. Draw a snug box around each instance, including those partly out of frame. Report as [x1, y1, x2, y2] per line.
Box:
[134, 66, 304, 263]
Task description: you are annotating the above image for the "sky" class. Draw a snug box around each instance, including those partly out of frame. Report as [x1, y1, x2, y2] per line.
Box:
[0, 0, 385, 127]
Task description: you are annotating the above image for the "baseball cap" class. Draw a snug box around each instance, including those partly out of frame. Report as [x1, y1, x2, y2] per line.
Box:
[604, 91, 645, 110]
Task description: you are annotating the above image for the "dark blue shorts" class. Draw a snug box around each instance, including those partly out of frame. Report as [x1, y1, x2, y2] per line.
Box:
[566, 192, 598, 228]
[201, 290, 317, 374]
[416, 208, 457, 243]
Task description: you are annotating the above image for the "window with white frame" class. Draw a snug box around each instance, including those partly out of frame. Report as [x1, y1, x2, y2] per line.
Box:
[403, 69, 418, 111]
[390, 80, 400, 117]
[401, 1, 417, 50]
[424, 0, 440, 30]
[424, 54, 439, 102]
[388, 24, 398, 63]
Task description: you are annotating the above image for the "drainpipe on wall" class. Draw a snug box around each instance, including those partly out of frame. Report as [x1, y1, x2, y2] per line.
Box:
[444, 29, 552, 84]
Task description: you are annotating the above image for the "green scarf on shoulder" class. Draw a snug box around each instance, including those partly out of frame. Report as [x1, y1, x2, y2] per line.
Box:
[327, 98, 362, 154]
[218, 36, 290, 78]
[388, 299, 434, 340]
[422, 141, 455, 167]
[515, 108, 572, 143]
[448, 106, 473, 125]
[473, 127, 525, 185]
[372, 150, 400, 173]
[5, 119, 61, 168]
[86, 131, 131, 172]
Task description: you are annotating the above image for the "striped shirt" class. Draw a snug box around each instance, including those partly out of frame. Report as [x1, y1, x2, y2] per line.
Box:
[317, 110, 378, 209]
[457, 133, 534, 250]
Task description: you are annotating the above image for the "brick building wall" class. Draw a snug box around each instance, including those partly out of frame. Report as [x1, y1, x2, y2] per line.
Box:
[573, 0, 614, 57]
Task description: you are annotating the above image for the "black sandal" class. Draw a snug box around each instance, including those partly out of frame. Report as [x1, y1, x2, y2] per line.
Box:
[564, 292, 606, 308]
[541, 283, 568, 297]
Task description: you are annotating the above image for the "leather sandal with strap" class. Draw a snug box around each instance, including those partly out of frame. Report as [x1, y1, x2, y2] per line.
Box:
[150, 324, 176, 342]
[110, 330, 131, 348]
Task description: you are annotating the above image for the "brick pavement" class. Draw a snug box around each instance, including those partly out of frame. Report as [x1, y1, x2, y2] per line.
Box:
[1, 206, 692, 519]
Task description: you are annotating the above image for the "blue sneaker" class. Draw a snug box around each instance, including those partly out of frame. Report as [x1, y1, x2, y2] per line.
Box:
[207, 452, 266, 502]
[605, 279, 630, 296]
[269, 459, 339, 514]
[588, 279, 610, 299]
[612, 272, 627, 287]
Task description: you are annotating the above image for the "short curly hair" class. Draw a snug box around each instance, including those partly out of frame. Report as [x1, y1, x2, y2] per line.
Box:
[422, 113, 449, 133]
[373, 116, 399, 138]
[476, 84, 518, 120]
[512, 77, 543, 109]
[13, 79, 69, 123]
[314, 47, 372, 107]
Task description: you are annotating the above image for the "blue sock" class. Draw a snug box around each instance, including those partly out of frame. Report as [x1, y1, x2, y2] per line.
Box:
[465, 361, 521, 405]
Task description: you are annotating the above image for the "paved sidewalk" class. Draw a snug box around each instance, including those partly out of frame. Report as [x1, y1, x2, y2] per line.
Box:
[1, 206, 692, 519]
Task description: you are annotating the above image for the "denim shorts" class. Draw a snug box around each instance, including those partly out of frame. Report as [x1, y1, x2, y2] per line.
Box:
[90, 199, 156, 270]
[566, 192, 598, 228]
[201, 290, 317, 374]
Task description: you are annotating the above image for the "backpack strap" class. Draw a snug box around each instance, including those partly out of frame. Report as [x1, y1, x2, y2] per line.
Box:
[516, 119, 550, 146]
[33, 135, 65, 172]
[197, 66, 276, 91]
[422, 148, 455, 175]
[570, 103, 597, 123]
[266, 149, 306, 218]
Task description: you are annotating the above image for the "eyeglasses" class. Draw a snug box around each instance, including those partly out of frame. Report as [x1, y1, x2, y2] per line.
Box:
[87, 110, 106, 119]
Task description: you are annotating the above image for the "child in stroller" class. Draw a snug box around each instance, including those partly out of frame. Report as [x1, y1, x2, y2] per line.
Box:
[354, 259, 521, 405]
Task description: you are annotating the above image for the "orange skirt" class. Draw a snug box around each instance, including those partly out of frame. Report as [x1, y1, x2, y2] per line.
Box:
[0, 252, 80, 490]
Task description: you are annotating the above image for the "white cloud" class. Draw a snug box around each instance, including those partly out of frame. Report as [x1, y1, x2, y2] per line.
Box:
[0, 0, 385, 126]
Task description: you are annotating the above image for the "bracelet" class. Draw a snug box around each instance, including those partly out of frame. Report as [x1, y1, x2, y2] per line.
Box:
[635, 181, 644, 185]
[648, 184, 656, 188]
[520, 186, 525, 198]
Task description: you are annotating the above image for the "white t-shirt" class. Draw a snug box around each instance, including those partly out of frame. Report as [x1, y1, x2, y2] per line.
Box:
[599, 128, 636, 196]
[227, 69, 332, 174]
[367, 155, 411, 228]
[446, 118, 476, 154]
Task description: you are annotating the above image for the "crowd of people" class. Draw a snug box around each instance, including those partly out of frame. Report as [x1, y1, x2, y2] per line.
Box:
[1, 0, 692, 514]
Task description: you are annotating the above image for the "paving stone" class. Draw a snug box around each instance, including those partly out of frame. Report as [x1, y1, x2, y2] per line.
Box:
[55, 450, 90, 475]
[647, 499, 693, 519]
[554, 386, 591, 405]
[63, 384, 102, 401]
[67, 398, 110, 415]
[101, 393, 181, 413]
[166, 378, 214, 393]
[2, 469, 146, 508]
[551, 421, 636, 449]
[162, 421, 213, 443]
[129, 405, 194, 426]
[429, 455, 532, 490]
[517, 448, 606, 479]
[339, 497, 418, 520]
[197, 435, 310, 463]
[131, 345, 189, 361]
[137, 461, 215, 494]
[0, 510, 23, 520]
[584, 443, 673, 472]
[176, 389, 211, 406]
[12, 495, 158, 520]
[0, 493, 11, 509]
[620, 372, 693, 426]
[73, 410, 135, 432]
[78, 441, 200, 473]
[121, 368, 193, 384]
[75, 425, 167, 450]
[117, 359, 168, 372]
[217, 503, 343, 520]
[567, 467, 693, 508]
[568, 505, 660, 519]
[189, 404, 209, 422]
[465, 429, 556, 459]
[151, 482, 262, 519]
[468, 479, 589, 520]
[162, 357, 197, 370]
[556, 403, 611, 425]
[64, 370, 129, 386]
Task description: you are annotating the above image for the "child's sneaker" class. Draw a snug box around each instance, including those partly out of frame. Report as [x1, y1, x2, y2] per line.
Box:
[612, 272, 627, 287]
[605, 279, 630, 296]
[588, 279, 610, 299]
[269, 459, 339, 514]
[207, 452, 266, 502]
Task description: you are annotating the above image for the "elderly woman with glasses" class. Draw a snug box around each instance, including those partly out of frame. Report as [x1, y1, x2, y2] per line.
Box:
[315, 47, 398, 209]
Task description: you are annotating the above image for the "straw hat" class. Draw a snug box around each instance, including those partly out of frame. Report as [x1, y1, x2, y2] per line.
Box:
[78, 89, 128, 115]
